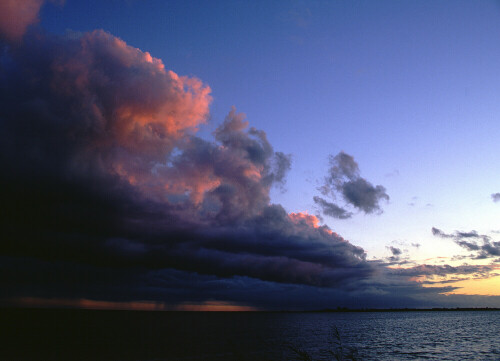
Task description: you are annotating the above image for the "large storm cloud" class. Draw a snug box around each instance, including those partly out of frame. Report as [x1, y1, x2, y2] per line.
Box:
[0, 2, 380, 309]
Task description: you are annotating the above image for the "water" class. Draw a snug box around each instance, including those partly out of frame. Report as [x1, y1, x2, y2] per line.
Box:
[1, 309, 499, 360]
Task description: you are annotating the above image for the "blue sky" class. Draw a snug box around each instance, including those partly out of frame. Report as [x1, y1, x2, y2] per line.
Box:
[1, 0, 500, 309]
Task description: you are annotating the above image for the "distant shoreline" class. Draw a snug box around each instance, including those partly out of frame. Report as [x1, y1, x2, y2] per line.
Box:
[1, 306, 500, 313]
[308, 307, 500, 313]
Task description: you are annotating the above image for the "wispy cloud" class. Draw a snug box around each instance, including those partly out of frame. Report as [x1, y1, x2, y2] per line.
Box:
[432, 227, 500, 259]
[491, 193, 500, 202]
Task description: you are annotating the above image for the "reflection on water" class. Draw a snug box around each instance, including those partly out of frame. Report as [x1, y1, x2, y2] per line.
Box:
[1, 309, 499, 360]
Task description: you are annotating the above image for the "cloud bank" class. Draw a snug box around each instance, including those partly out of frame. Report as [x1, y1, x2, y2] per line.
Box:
[0, 17, 378, 309]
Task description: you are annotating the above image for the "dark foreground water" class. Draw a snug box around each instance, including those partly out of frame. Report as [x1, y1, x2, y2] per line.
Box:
[1, 309, 499, 360]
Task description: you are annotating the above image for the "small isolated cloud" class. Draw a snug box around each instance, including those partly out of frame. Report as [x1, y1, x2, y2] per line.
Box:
[431, 227, 451, 238]
[491, 193, 500, 202]
[314, 152, 389, 219]
[388, 246, 402, 256]
[432, 227, 500, 259]
[385, 245, 405, 263]
[408, 196, 418, 207]
[384, 169, 399, 178]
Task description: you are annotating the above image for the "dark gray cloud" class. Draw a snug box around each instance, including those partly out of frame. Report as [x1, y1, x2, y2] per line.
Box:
[0, 26, 379, 309]
[384, 245, 405, 264]
[387, 264, 495, 278]
[432, 227, 500, 259]
[272, 152, 292, 186]
[388, 246, 402, 256]
[6, 255, 500, 311]
[431, 227, 450, 238]
[342, 179, 389, 213]
[312, 196, 352, 219]
[315, 151, 389, 219]
[492, 193, 500, 202]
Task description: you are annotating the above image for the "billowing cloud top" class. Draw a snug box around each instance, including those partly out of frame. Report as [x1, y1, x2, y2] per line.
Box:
[0, 0, 45, 42]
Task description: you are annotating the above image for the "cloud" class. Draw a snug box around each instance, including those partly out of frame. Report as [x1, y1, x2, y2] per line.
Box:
[384, 246, 405, 264]
[432, 227, 500, 259]
[492, 193, 500, 202]
[431, 227, 451, 238]
[312, 196, 352, 219]
[315, 152, 389, 219]
[272, 151, 292, 189]
[1, 12, 498, 310]
[0, 25, 381, 309]
[388, 246, 402, 256]
[387, 264, 495, 278]
[384, 169, 399, 178]
[0, 0, 45, 42]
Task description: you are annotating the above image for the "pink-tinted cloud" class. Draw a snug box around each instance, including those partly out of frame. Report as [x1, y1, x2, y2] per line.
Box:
[46, 30, 211, 190]
[0, 0, 45, 42]
[289, 211, 335, 236]
[289, 212, 321, 228]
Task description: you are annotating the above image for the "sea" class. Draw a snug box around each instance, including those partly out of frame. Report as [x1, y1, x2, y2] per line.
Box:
[1, 309, 499, 360]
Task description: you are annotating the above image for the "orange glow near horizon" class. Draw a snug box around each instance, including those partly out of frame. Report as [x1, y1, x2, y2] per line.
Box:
[12, 297, 168, 311]
[443, 273, 500, 296]
[9, 297, 258, 311]
[388, 264, 500, 296]
[173, 301, 258, 311]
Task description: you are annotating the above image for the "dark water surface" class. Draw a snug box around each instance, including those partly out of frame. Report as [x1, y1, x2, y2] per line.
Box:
[1, 309, 499, 360]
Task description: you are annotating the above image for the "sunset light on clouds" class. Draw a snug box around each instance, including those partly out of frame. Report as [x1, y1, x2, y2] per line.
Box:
[2, 0, 500, 313]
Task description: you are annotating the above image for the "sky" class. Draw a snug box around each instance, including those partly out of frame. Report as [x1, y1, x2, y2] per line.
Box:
[1, 0, 500, 310]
